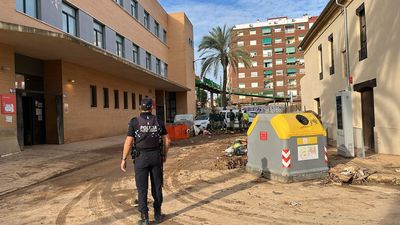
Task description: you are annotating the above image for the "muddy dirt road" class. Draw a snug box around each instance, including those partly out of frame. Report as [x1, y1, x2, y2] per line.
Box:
[0, 134, 399, 225]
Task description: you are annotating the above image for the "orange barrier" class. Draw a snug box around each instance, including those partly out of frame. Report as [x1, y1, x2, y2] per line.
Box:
[166, 124, 190, 141]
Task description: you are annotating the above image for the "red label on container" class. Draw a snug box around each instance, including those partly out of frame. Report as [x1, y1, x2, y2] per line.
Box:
[260, 131, 268, 141]
[1, 94, 16, 115]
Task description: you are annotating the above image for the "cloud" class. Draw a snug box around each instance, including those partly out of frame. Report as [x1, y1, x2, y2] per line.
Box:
[159, 0, 329, 77]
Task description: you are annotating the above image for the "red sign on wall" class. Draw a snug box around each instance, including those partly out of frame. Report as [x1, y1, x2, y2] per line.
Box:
[260, 131, 268, 141]
[1, 94, 16, 115]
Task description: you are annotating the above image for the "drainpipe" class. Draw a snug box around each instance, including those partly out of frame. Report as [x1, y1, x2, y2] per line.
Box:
[335, 0, 351, 91]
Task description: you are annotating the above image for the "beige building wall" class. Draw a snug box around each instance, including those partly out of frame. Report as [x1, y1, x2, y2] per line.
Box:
[61, 61, 155, 143]
[167, 13, 196, 115]
[0, 43, 19, 154]
[301, 0, 400, 155]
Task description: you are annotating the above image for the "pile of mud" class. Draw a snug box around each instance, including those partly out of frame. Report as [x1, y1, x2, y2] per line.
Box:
[213, 155, 248, 170]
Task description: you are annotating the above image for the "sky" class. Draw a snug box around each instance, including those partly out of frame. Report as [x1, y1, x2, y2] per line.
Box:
[158, 0, 330, 79]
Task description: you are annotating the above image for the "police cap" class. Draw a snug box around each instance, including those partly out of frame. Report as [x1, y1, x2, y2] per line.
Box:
[141, 98, 153, 110]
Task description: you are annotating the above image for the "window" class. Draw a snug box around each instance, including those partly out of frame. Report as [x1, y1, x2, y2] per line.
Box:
[286, 46, 296, 54]
[262, 27, 271, 35]
[116, 34, 124, 57]
[288, 90, 298, 97]
[154, 21, 160, 37]
[16, 0, 38, 18]
[250, 51, 257, 57]
[62, 2, 77, 36]
[238, 31, 244, 36]
[131, 0, 138, 18]
[288, 79, 297, 86]
[132, 44, 139, 64]
[251, 82, 258, 88]
[251, 72, 258, 77]
[298, 24, 306, 30]
[300, 68, 305, 74]
[238, 73, 245, 78]
[252, 61, 258, 67]
[239, 83, 245, 89]
[285, 25, 295, 33]
[262, 37, 272, 46]
[274, 26, 282, 32]
[264, 59, 273, 68]
[139, 94, 142, 106]
[156, 58, 161, 74]
[357, 3, 367, 60]
[264, 70, 273, 77]
[144, 11, 150, 29]
[103, 88, 109, 108]
[328, 34, 335, 75]
[163, 29, 167, 43]
[298, 58, 305, 65]
[286, 57, 296, 65]
[298, 36, 305, 42]
[276, 92, 284, 97]
[146, 52, 152, 70]
[286, 36, 295, 44]
[276, 70, 284, 76]
[93, 20, 104, 48]
[264, 81, 273, 89]
[275, 48, 283, 54]
[114, 0, 123, 6]
[288, 68, 297, 76]
[276, 81, 284, 87]
[249, 29, 257, 35]
[318, 44, 323, 80]
[237, 41, 244, 47]
[275, 38, 282, 44]
[263, 49, 272, 57]
[90, 85, 97, 107]
[131, 93, 136, 109]
[114, 90, 119, 109]
[164, 64, 168, 76]
[123, 91, 128, 109]
[276, 59, 283, 65]
[250, 40, 257, 46]
[238, 62, 245, 68]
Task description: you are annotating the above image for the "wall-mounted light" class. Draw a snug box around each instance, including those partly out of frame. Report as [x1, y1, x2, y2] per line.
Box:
[68, 79, 76, 83]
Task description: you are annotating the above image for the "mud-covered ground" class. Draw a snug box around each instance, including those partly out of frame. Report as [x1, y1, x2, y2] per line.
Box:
[1, 134, 399, 225]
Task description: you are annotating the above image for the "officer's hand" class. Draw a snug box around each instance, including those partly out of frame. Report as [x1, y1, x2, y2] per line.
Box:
[120, 160, 127, 172]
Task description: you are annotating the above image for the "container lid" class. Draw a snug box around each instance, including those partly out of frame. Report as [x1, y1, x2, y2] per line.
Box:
[270, 113, 327, 139]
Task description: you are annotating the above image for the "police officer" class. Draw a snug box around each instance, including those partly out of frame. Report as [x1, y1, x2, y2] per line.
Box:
[121, 98, 170, 225]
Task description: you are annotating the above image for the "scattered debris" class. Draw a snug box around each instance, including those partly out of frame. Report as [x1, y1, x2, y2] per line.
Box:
[225, 139, 248, 157]
[289, 201, 301, 207]
[395, 169, 400, 173]
[214, 155, 248, 170]
[324, 164, 377, 185]
[272, 191, 283, 195]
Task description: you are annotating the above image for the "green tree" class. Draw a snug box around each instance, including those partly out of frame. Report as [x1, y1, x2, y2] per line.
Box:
[198, 25, 251, 108]
[196, 89, 208, 104]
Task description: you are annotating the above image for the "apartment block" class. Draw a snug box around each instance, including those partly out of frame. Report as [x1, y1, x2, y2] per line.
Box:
[0, 0, 195, 155]
[231, 15, 317, 104]
[300, 0, 400, 155]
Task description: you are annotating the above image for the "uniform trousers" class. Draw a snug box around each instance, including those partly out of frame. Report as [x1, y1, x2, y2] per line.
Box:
[134, 149, 163, 214]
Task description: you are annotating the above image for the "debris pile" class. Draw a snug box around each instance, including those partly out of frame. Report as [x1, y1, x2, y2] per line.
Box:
[214, 139, 248, 170]
[323, 164, 376, 185]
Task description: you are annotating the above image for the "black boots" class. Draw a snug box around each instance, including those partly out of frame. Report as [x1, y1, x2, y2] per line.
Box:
[154, 208, 163, 224]
[138, 212, 149, 225]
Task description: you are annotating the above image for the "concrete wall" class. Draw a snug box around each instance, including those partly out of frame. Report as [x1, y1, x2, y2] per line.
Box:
[61, 61, 156, 143]
[167, 13, 196, 115]
[301, 0, 400, 155]
[0, 44, 19, 155]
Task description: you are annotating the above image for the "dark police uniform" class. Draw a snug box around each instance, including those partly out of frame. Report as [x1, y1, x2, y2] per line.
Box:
[127, 112, 167, 216]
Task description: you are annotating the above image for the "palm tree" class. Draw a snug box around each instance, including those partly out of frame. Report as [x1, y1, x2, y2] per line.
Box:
[198, 25, 252, 108]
